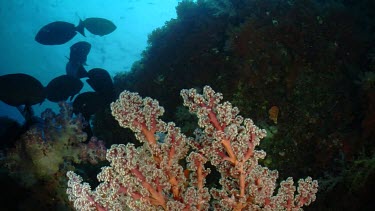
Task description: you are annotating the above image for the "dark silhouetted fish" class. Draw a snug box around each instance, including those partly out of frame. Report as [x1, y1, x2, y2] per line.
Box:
[66, 41, 91, 78]
[35, 20, 85, 45]
[46, 75, 83, 102]
[86, 68, 115, 101]
[83, 18, 117, 36]
[73, 91, 107, 119]
[0, 73, 45, 106]
[69, 41, 91, 65]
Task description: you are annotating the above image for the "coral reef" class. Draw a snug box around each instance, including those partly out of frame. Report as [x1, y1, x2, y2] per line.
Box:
[1, 102, 106, 210]
[67, 86, 318, 210]
[108, 1, 375, 209]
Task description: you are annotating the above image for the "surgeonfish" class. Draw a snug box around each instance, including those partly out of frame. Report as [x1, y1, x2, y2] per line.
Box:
[66, 41, 91, 78]
[83, 18, 117, 36]
[86, 68, 115, 102]
[45, 75, 83, 102]
[69, 41, 91, 65]
[0, 73, 45, 106]
[35, 20, 85, 45]
[73, 91, 107, 120]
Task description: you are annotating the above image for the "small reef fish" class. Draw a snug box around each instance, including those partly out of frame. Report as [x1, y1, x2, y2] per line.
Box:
[35, 20, 85, 45]
[83, 18, 117, 36]
[268, 105, 279, 124]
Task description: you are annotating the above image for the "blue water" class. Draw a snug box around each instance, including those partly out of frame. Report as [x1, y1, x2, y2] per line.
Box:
[0, 0, 181, 123]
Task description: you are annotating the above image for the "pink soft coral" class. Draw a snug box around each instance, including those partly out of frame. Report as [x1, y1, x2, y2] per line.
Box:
[67, 86, 318, 210]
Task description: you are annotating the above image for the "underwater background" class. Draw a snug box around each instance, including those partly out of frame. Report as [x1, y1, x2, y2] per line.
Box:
[0, 0, 179, 122]
[0, 0, 374, 210]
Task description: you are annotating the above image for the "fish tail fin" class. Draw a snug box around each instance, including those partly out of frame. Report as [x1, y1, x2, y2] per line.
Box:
[76, 19, 85, 37]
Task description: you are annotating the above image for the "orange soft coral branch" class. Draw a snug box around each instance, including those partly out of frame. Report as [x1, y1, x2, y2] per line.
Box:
[243, 133, 256, 160]
[131, 168, 167, 209]
[86, 193, 107, 211]
[139, 120, 163, 165]
[204, 105, 239, 165]
[196, 157, 205, 210]
[140, 121, 183, 202]
[166, 145, 180, 199]
[221, 138, 238, 164]
[207, 109, 225, 131]
[166, 146, 180, 199]
[140, 123, 157, 145]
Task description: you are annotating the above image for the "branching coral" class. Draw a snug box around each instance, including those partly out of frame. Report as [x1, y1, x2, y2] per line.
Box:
[67, 86, 318, 210]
